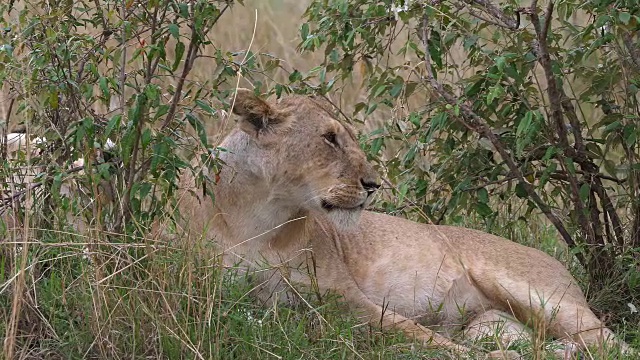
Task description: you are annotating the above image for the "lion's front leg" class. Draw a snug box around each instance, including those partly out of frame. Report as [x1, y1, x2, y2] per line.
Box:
[336, 285, 469, 354]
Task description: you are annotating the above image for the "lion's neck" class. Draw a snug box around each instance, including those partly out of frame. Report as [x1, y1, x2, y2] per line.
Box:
[214, 198, 308, 245]
[212, 131, 311, 253]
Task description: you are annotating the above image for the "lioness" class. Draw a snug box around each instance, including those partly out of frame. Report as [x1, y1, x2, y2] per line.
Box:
[179, 89, 630, 357]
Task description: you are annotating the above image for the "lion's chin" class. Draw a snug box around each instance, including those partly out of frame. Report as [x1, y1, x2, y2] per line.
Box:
[326, 208, 361, 231]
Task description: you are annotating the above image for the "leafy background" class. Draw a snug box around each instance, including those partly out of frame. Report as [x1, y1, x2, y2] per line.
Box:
[0, 0, 638, 358]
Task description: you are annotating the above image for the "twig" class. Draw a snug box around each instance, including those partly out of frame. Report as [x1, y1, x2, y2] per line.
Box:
[160, 3, 230, 131]
[1, 98, 15, 159]
[622, 33, 640, 70]
[592, 176, 625, 247]
[540, 0, 553, 44]
[529, 0, 569, 150]
[119, 0, 127, 118]
[461, 0, 519, 30]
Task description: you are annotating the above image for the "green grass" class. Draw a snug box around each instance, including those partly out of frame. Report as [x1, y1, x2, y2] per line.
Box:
[1, 214, 637, 359]
[0, 224, 436, 359]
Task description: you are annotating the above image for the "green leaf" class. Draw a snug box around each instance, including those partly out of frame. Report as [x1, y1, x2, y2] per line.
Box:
[477, 188, 489, 203]
[463, 34, 479, 51]
[515, 183, 527, 198]
[195, 99, 216, 115]
[594, 14, 611, 28]
[579, 183, 590, 203]
[397, 182, 409, 204]
[300, 23, 309, 40]
[130, 93, 148, 125]
[540, 162, 557, 187]
[516, 111, 533, 137]
[105, 114, 121, 139]
[275, 84, 285, 97]
[542, 146, 557, 161]
[603, 160, 617, 177]
[373, 84, 387, 98]
[172, 41, 185, 71]
[48, 90, 59, 109]
[389, 82, 403, 98]
[168, 23, 180, 39]
[405, 82, 418, 97]
[370, 137, 384, 156]
[354, 102, 366, 114]
[623, 124, 637, 146]
[144, 84, 161, 104]
[151, 140, 169, 173]
[138, 182, 152, 200]
[366, 103, 378, 115]
[475, 203, 493, 217]
[141, 128, 152, 149]
[428, 30, 443, 69]
[618, 12, 631, 25]
[288, 70, 302, 82]
[409, 112, 421, 127]
[98, 77, 109, 99]
[178, 3, 189, 18]
[486, 85, 503, 104]
[496, 56, 506, 72]
[186, 113, 208, 146]
[565, 157, 576, 174]
[604, 120, 622, 133]
[465, 78, 485, 97]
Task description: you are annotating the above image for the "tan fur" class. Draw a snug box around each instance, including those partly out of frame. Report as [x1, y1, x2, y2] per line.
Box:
[178, 89, 630, 357]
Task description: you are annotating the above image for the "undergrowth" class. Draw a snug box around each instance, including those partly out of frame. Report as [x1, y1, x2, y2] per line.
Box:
[0, 225, 431, 359]
[1, 219, 637, 359]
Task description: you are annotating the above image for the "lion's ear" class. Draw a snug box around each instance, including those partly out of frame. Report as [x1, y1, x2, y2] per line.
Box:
[231, 88, 287, 136]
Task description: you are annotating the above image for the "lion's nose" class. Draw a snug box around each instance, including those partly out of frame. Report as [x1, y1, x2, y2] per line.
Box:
[361, 178, 381, 196]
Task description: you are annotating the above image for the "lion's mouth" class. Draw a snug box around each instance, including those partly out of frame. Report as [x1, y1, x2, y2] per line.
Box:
[321, 199, 364, 211]
[321, 199, 337, 211]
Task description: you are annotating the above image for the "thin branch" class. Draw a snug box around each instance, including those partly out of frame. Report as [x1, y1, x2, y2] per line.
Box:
[119, 0, 127, 117]
[461, 0, 520, 30]
[622, 32, 640, 71]
[587, 184, 604, 246]
[1, 98, 16, 160]
[633, 203, 640, 248]
[160, 3, 230, 130]
[529, 0, 570, 150]
[557, 156, 596, 245]
[540, 0, 553, 44]
[592, 176, 625, 247]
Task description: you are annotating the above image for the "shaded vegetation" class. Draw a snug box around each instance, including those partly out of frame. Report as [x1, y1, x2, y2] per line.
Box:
[0, 0, 638, 358]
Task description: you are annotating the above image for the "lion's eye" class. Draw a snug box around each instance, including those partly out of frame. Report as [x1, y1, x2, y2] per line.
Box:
[322, 132, 338, 147]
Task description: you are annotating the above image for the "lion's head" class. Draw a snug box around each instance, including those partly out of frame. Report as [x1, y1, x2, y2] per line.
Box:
[216, 89, 380, 231]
